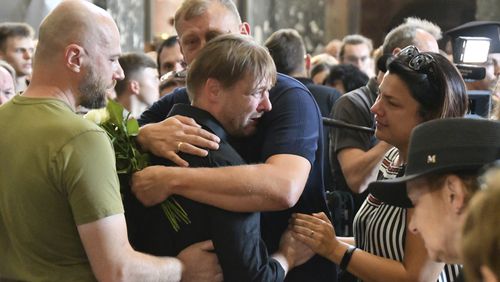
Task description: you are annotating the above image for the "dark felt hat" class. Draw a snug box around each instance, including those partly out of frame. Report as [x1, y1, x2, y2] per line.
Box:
[369, 118, 500, 208]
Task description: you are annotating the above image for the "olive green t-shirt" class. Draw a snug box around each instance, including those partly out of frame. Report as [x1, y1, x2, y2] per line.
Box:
[0, 96, 124, 281]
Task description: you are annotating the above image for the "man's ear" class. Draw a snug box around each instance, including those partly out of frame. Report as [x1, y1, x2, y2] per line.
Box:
[392, 48, 401, 56]
[178, 39, 185, 56]
[204, 78, 221, 102]
[128, 80, 140, 95]
[305, 54, 312, 73]
[65, 44, 85, 73]
[240, 22, 251, 35]
[444, 174, 467, 215]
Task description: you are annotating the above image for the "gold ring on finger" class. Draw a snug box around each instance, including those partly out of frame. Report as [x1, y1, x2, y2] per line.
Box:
[177, 142, 183, 152]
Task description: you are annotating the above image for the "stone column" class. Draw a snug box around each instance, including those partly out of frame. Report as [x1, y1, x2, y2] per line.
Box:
[0, 0, 60, 36]
[245, 0, 328, 54]
[324, 0, 360, 44]
[106, 0, 146, 52]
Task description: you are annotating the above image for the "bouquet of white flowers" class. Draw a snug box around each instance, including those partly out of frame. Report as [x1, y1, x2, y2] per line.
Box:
[85, 100, 190, 231]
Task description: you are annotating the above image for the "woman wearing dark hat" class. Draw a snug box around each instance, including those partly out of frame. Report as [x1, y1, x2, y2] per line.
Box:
[290, 46, 469, 281]
[372, 118, 500, 281]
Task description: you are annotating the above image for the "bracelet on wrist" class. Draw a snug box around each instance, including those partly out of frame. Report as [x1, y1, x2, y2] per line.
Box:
[339, 245, 357, 271]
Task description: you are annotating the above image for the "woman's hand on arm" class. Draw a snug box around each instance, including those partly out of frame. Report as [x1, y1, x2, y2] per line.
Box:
[290, 211, 444, 282]
[290, 212, 345, 262]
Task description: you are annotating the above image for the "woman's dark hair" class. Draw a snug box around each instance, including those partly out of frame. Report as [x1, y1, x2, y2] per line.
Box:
[377, 54, 392, 73]
[310, 63, 330, 83]
[387, 48, 468, 120]
[324, 64, 369, 93]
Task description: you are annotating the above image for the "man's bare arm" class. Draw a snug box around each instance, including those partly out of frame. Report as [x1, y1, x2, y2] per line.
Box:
[132, 154, 311, 212]
[336, 141, 392, 194]
[78, 214, 222, 282]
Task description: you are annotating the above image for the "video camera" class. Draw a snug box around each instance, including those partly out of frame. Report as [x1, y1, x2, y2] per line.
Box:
[446, 21, 500, 118]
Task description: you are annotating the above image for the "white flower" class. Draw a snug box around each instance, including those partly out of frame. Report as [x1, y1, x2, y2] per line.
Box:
[83, 108, 110, 124]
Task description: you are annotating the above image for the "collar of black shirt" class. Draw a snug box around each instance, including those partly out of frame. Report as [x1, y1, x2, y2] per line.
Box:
[168, 103, 229, 142]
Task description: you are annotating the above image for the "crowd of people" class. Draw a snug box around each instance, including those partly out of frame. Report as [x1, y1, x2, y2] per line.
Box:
[0, 0, 499, 281]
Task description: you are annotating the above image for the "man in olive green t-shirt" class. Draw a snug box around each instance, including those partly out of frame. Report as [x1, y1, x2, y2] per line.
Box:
[0, 1, 221, 281]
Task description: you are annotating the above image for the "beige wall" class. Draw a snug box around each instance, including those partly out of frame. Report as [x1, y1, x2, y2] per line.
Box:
[151, 0, 183, 39]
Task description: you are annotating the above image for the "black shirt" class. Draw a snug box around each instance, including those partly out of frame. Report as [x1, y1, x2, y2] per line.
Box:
[125, 104, 285, 282]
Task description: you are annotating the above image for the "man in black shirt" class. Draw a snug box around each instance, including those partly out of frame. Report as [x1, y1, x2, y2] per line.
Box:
[133, 1, 334, 280]
[125, 34, 312, 282]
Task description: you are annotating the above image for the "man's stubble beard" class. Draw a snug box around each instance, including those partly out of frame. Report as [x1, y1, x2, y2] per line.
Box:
[78, 66, 109, 109]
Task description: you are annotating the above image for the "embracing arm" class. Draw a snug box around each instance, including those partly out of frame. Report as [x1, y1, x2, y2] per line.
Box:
[336, 141, 392, 194]
[291, 212, 443, 282]
[78, 214, 222, 282]
[78, 214, 182, 282]
[132, 154, 310, 212]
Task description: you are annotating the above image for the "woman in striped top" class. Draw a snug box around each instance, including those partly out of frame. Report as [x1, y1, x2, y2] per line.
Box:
[291, 46, 468, 281]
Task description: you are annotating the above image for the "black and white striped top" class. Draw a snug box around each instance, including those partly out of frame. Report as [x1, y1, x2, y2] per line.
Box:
[353, 148, 461, 282]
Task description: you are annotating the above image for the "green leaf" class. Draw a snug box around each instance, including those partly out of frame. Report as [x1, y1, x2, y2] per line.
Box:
[136, 153, 149, 171]
[126, 118, 139, 136]
[106, 100, 125, 125]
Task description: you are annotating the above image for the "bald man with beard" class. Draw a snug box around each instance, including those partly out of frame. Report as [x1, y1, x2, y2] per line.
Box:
[0, 1, 221, 281]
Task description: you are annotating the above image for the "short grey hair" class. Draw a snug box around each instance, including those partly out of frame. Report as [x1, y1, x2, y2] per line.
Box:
[174, 0, 241, 31]
[382, 17, 442, 54]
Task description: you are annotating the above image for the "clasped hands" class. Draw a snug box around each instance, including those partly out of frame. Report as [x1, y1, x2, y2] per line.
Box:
[289, 212, 342, 260]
